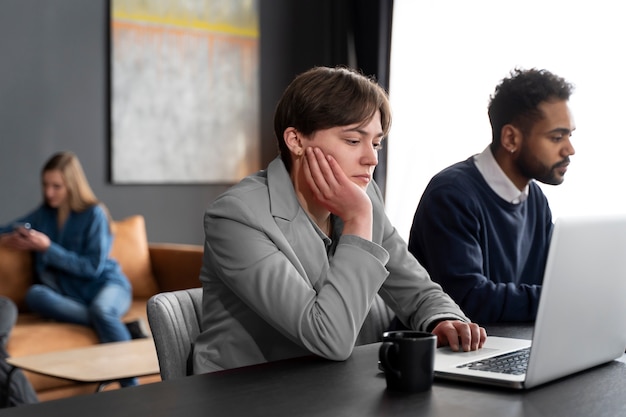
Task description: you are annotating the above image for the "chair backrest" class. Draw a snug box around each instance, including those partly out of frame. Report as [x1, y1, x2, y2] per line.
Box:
[146, 288, 202, 380]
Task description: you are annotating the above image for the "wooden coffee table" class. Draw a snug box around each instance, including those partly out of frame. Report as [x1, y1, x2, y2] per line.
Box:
[6, 339, 160, 391]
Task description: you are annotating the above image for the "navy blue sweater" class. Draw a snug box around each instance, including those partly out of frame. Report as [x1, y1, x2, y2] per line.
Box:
[408, 157, 552, 323]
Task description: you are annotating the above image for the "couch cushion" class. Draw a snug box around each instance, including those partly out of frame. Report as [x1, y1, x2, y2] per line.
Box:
[0, 246, 34, 310]
[110, 215, 159, 298]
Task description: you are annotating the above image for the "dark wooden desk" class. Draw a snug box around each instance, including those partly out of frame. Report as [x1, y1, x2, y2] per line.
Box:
[3, 325, 626, 417]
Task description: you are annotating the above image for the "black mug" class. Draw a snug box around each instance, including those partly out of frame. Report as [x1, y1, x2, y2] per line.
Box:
[379, 330, 436, 393]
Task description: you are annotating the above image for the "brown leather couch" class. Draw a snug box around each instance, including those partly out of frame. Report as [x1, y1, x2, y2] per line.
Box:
[0, 215, 203, 402]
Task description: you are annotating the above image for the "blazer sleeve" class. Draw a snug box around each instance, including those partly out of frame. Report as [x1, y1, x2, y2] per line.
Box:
[204, 192, 391, 361]
[367, 181, 470, 330]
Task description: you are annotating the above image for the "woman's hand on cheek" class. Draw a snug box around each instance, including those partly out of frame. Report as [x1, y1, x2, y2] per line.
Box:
[304, 147, 372, 238]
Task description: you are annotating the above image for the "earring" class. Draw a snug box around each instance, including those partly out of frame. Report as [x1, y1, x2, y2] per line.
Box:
[510, 148, 515, 154]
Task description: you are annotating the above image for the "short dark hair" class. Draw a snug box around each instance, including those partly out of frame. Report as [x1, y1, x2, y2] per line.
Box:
[274, 66, 391, 172]
[488, 68, 574, 145]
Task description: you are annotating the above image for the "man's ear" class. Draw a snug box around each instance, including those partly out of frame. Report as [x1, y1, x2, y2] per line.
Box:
[500, 124, 522, 154]
[284, 127, 304, 156]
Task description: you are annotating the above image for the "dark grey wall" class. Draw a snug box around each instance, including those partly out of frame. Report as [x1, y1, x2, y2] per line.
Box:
[0, 0, 356, 244]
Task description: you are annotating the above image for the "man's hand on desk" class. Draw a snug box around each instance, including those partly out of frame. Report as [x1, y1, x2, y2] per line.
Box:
[431, 320, 487, 352]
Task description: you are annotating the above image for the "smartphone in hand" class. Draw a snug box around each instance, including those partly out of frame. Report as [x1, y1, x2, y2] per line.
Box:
[12, 222, 32, 231]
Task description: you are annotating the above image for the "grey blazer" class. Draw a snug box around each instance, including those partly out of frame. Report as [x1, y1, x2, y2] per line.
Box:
[192, 157, 467, 373]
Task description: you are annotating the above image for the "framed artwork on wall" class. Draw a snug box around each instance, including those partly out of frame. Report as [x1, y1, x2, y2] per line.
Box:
[108, 0, 260, 184]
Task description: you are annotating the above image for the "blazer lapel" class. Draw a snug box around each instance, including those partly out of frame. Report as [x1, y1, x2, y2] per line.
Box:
[267, 158, 329, 291]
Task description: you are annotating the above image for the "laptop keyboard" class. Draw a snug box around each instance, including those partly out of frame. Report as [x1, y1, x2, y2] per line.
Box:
[458, 347, 530, 375]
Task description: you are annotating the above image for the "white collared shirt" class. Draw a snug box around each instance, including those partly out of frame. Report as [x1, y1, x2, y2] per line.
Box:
[473, 146, 529, 204]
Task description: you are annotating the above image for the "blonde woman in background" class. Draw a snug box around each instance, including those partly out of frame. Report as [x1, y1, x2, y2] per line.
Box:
[0, 151, 140, 387]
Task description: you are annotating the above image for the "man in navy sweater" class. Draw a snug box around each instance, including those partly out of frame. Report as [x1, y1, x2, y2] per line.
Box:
[408, 68, 576, 324]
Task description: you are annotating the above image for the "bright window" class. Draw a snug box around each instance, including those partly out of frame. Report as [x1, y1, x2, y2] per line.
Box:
[387, 0, 626, 241]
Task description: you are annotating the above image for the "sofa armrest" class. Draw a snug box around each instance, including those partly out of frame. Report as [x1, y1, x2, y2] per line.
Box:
[148, 243, 203, 292]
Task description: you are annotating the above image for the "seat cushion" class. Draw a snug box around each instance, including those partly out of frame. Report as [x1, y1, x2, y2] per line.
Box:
[109, 215, 159, 298]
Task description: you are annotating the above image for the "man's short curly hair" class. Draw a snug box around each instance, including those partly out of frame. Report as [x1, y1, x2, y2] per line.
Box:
[488, 68, 574, 146]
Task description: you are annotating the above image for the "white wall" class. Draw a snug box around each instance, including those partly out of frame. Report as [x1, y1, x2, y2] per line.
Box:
[387, 0, 626, 242]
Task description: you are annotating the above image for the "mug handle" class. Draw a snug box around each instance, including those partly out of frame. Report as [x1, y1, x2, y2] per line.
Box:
[379, 341, 401, 379]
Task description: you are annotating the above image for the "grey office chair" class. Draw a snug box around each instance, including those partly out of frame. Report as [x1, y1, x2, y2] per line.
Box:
[146, 288, 203, 380]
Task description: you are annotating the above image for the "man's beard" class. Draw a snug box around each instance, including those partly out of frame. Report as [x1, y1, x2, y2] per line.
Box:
[517, 147, 570, 186]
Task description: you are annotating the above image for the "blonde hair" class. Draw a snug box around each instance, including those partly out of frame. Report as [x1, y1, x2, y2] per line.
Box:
[41, 151, 107, 217]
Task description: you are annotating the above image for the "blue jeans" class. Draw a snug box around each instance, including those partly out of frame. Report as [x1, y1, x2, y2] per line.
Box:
[25, 284, 138, 387]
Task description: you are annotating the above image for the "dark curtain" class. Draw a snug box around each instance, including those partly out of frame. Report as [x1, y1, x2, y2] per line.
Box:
[351, 0, 394, 198]
[263, 0, 394, 196]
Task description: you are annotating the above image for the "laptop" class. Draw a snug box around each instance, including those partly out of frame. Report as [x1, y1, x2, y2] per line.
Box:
[433, 215, 626, 389]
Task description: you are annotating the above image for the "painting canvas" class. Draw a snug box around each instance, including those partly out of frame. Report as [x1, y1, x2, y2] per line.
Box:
[110, 0, 260, 183]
